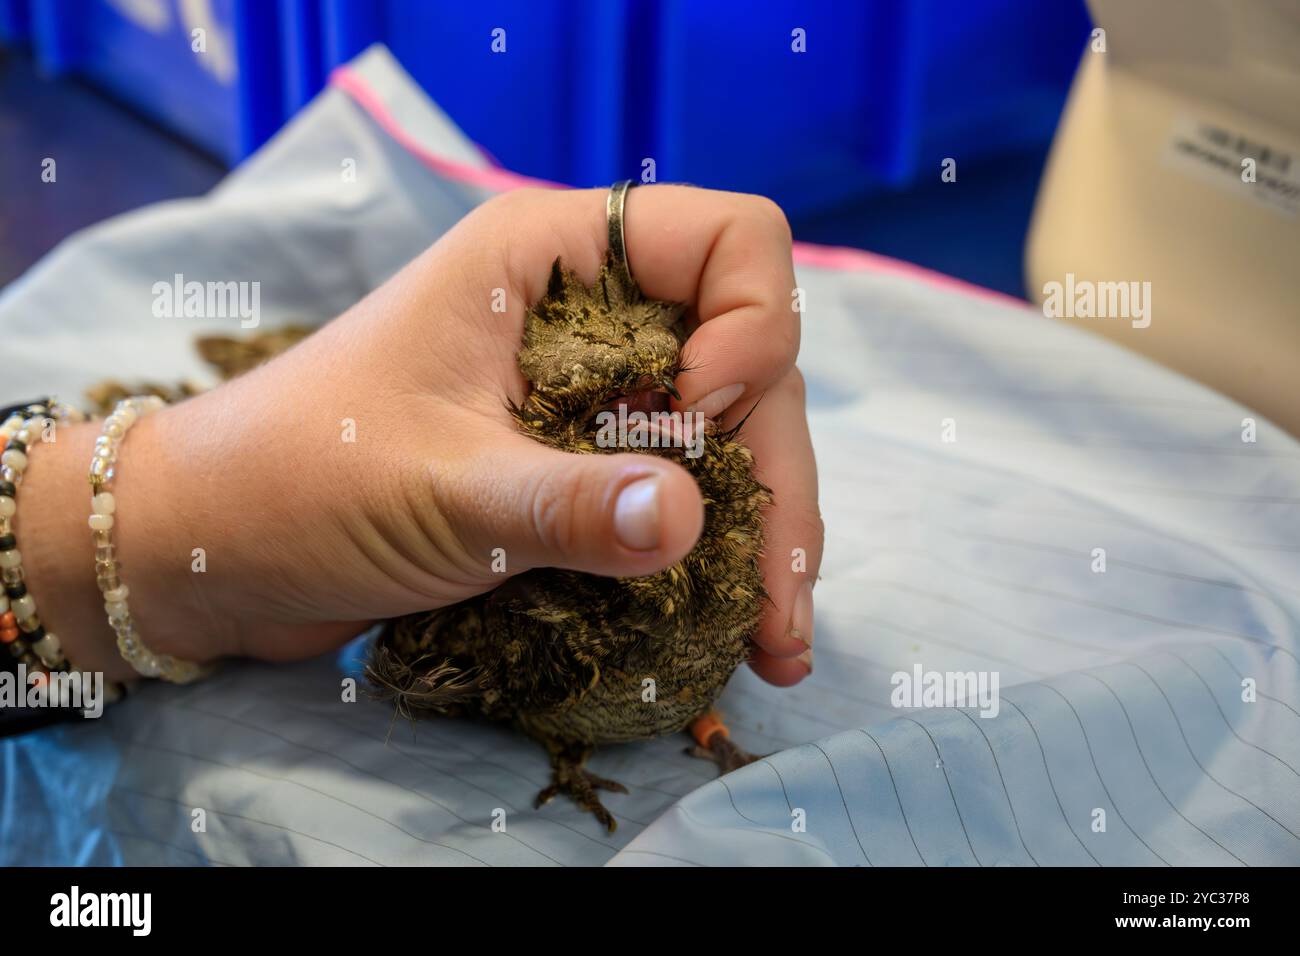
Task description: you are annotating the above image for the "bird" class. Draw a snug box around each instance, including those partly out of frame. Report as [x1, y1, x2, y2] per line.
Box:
[82, 251, 770, 832]
[366, 252, 771, 831]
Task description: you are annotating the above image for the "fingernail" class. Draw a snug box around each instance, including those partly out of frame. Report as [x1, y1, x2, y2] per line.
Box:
[688, 383, 746, 421]
[614, 476, 661, 551]
[788, 580, 814, 649]
[796, 648, 813, 674]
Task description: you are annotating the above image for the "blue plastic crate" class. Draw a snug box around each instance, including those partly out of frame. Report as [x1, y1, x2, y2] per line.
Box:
[649, 0, 1091, 214]
[315, 0, 1088, 213]
[29, 0, 285, 165]
[319, 0, 639, 188]
[897, 0, 1093, 175]
[0, 0, 31, 44]
[279, 0, 323, 116]
[17, 0, 1090, 203]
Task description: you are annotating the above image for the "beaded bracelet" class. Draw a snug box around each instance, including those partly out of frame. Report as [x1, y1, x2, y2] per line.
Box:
[89, 396, 207, 684]
[1, 401, 79, 672]
[0, 400, 126, 710]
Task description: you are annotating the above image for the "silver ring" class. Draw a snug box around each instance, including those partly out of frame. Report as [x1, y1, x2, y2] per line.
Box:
[607, 180, 635, 288]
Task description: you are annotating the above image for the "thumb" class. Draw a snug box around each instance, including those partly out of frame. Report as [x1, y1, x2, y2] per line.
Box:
[457, 436, 704, 578]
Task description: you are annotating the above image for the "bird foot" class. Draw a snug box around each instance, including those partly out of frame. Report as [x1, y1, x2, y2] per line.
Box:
[534, 745, 628, 833]
[685, 714, 765, 774]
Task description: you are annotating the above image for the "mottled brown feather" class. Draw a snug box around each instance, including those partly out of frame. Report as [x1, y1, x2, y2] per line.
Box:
[367, 254, 770, 813]
[90, 253, 770, 831]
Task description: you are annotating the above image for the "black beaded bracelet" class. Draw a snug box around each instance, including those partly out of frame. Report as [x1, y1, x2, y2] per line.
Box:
[1, 401, 74, 671]
[0, 399, 125, 711]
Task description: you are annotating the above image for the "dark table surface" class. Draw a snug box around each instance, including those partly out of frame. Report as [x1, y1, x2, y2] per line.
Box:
[0, 48, 224, 288]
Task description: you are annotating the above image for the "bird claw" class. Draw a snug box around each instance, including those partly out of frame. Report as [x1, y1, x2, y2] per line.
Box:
[535, 746, 628, 833]
[686, 734, 764, 775]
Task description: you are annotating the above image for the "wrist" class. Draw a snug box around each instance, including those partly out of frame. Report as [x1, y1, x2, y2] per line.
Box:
[19, 420, 132, 682]
[19, 409, 229, 684]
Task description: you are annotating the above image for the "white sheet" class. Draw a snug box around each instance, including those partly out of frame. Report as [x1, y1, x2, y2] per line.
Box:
[2, 46, 1297, 866]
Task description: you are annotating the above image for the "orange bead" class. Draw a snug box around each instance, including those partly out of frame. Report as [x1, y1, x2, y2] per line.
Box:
[0, 627, 19, 644]
[0, 436, 7, 451]
[0, 612, 14, 629]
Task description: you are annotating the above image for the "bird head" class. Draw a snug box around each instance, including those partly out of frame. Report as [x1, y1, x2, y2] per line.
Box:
[517, 255, 689, 427]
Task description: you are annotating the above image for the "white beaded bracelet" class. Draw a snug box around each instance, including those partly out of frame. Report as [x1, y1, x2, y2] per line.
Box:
[90, 396, 207, 684]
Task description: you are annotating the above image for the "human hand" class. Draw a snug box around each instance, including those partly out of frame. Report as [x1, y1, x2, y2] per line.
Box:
[29, 186, 822, 686]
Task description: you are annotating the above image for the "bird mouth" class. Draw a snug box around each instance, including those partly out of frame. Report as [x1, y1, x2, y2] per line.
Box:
[594, 382, 707, 457]
[598, 374, 681, 416]
[601, 389, 673, 416]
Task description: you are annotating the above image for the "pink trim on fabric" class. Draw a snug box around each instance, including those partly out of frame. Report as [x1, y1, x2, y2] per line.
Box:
[475, 142, 507, 169]
[329, 64, 1028, 308]
[790, 242, 1031, 309]
[328, 66, 565, 192]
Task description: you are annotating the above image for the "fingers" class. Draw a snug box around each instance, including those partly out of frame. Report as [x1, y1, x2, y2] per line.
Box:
[620, 188, 799, 408]
[448, 434, 705, 579]
[738, 368, 823, 684]
[748, 645, 817, 687]
[475, 186, 799, 410]
[436, 186, 814, 681]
